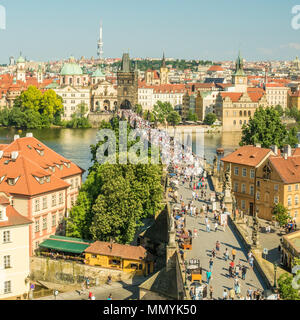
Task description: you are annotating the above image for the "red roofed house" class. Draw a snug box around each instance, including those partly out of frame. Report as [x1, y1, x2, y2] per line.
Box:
[0, 191, 32, 299]
[222, 144, 300, 224]
[0, 133, 84, 256]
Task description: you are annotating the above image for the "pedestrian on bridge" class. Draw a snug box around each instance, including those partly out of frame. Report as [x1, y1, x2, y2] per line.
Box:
[224, 248, 229, 261]
[216, 240, 221, 256]
[209, 258, 214, 271]
[214, 222, 218, 232]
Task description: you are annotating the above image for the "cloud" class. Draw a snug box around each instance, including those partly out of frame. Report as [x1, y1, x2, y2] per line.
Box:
[280, 42, 300, 50]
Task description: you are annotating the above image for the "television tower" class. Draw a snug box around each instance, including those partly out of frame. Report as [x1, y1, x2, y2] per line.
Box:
[97, 21, 103, 60]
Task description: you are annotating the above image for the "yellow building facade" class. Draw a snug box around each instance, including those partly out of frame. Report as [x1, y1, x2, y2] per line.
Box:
[84, 241, 154, 276]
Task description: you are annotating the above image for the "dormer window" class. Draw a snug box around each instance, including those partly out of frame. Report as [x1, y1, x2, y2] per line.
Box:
[46, 176, 50, 183]
[0, 175, 6, 184]
[27, 145, 32, 149]
[7, 178, 16, 186]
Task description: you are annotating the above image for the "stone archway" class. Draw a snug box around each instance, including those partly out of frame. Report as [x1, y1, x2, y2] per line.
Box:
[120, 99, 132, 110]
[103, 100, 110, 111]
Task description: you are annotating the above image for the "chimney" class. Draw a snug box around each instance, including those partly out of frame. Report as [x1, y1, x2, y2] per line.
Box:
[271, 145, 278, 155]
[26, 133, 33, 138]
[284, 153, 288, 160]
[255, 143, 261, 148]
[284, 145, 292, 157]
[11, 151, 19, 161]
[296, 144, 300, 148]
[14, 135, 20, 141]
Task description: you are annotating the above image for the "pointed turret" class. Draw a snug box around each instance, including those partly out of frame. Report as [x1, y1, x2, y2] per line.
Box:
[162, 52, 166, 68]
[120, 53, 131, 72]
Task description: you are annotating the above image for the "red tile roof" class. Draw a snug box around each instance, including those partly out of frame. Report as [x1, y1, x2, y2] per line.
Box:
[0, 205, 32, 228]
[221, 145, 272, 167]
[207, 65, 224, 72]
[0, 136, 84, 196]
[85, 241, 148, 261]
[269, 156, 300, 184]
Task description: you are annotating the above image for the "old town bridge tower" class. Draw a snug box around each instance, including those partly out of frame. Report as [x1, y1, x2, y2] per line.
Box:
[117, 53, 138, 109]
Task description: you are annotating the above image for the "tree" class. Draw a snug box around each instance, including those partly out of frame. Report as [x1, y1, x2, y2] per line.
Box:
[240, 106, 298, 148]
[153, 101, 173, 124]
[166, 110, 181, 127]
[187, 110, 198, 122]
[278, 273, 300, 300]
[203, 113, 217, 125]
[65, 103, 91, 128]
[14, 85, 43, 111]
[272, 203, 290, 228]
[274, 105, 284, 117]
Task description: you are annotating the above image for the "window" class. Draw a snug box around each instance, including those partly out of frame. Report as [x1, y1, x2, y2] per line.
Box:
[234, 167, 239, 176]
[59, 193, 63, 205]
[257, 181, 260, 187]
[288, 196, 292, 206]
[241, 200, 246, 209]
[71, 196, 75, 206]
[274, 196, 279, 204]
[4, 255, 11, 269]
[250, 169, 255, 179]
[52, 194, 57, 207]
[288, 185, 292, 192]
[295, 211, 298, 218]
[34, 199, 40, 212]
[4, 281, 11, 294]
[242, 168, 247, 177]
[234, 182, 238, 192]
[52, 214, 56, 227]
[250, 185, 254, 196]
[42, 197, 47, 209]
[256, 192, 260, 200]
[42, 217, 47, 230]
[274, 184, 279, 191]
[296, 195, 299, 205]
[71, 179, 74, 189]
[241, 183, 246, 193]
[3, 231, 10, 243]
[75, 178, 79, 188]
[35, 219, 40, 233]
[296, 184, 299, 191]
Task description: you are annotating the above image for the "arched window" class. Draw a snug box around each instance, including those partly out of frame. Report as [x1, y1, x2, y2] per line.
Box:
[239, 120, 242, 125]
[233, 120, 236, 125]
[295, 195, 299, 205]
[244, 111, 247, 116]
[239, 111, 242, 116]
[288, 196, 292, 206]
[248, 111, 251, 116]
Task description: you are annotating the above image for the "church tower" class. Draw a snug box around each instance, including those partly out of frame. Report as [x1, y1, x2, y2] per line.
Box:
[160, 52, 169, 84]
[232, 51, 247, 92]
[37, 64, 43, 84]
[16, 53, 26, 82]
[117, 53, 138, 109]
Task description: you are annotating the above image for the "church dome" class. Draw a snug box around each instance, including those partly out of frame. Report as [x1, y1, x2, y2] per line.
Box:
[91, 67, 105, 77]
[16, 55, 25, 63]
[60, 57, 83, 76]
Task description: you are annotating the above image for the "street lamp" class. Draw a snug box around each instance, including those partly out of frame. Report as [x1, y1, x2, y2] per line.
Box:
[273, 262, 278, 290]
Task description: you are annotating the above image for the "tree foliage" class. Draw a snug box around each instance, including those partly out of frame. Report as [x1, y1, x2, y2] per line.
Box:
[272, 203, 290, 227]
[203, 113, 217, 125]
[187, 110, 198, 122]
[66, 117, 164, 244]
[240, 106, 298, 148]
[167, 110, 181, 126]
[278, 273, 300, 300]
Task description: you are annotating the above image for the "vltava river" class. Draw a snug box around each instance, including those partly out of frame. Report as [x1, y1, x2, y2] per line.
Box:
[0, 127, 242, 181]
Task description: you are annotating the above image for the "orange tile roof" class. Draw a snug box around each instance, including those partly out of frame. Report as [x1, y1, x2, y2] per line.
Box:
[269, 156, 300, 184]
[85, 241, 148, 261]
[0, 137, 84, 196]
[0, 205, 32, 228]
[208, 65, 224, 72]
[221, 145, 272, 167]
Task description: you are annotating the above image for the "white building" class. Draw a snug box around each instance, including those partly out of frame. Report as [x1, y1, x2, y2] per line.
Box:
[0, 192, 32, 300]
[265, 83, 289, 109]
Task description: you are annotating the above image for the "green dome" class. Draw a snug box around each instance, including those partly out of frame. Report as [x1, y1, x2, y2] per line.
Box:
[17, 56, 25, 63]
[92, 67, 105, 77]
[60, 59, 83, 76]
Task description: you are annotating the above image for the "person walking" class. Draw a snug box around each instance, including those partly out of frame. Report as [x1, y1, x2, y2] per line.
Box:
[209, 258, 214, 272]
[249, 256, 254, 268]
[209, 285, 213, 300]
[206, 270, 212, 284]
[223, 289, 228, 300]
[229, 288, 235, 300]
[224, 248, 229, 261]
[232, 248, 236, 261]
[247, 288, 253, 300]
[235, 282, 241, 298]
[211, 248, 216, 259]
[107, 293, 113, 300]
[214, 222, 218, 232]
[206, 223, 211, 233]
[235, 264, 240, 278]
[216, 240, 220, 256]
[241, 265, 247, 280]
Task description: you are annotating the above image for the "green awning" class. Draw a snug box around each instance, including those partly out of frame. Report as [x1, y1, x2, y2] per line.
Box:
[39, 239, 90, 254]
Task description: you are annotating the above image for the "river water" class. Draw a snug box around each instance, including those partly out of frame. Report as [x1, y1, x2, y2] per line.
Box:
[0, 127, 241, 181]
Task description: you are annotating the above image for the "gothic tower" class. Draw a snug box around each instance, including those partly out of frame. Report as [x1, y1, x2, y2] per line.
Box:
[117, 53, 138, 109]
[160, 52, 169, 84]
[232, 51, 247, 92]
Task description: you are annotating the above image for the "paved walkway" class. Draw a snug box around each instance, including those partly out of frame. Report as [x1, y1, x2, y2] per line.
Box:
[171, 177, 268, 300]
[35, 277, 147, 300]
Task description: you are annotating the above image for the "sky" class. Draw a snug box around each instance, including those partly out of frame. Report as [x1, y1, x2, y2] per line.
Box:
[0, 0, 300, 63]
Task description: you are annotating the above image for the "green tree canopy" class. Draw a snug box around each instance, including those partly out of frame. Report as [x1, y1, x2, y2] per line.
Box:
[187, 110, 198, 122]
[272, 203, 290, 227]
[240, 106, 298, 149]
[203, 113, 217, 125]
[166, 110, 181, 126]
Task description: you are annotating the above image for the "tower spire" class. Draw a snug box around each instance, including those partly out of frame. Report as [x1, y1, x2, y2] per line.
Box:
[162, 52, 166, 68]
[97, 20, 103, 60]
